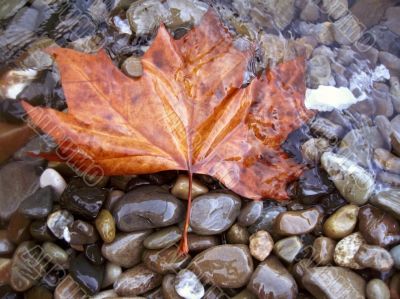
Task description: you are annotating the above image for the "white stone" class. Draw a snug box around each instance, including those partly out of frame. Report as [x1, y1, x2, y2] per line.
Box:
[175, 269, 204, 299]
[305, 85, 360, 111]
[40, 168, 67, 196]
[112, 15, 132, 35]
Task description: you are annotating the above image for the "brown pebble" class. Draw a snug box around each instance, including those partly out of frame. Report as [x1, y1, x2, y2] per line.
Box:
[274, 208, 321, 235]
[114, 264, 162, 296]
[162, 274, 182, 299]
[187, 234, 220, 252]
[121, 56, 143, 78]
[7, 212, 31, 244]
[366, 279, 390, 299]
[226, 223, 249, 244]
[142, 246, 191, 274]
[249, 230, 274, 261]
[312, 236, 335, 266]
[323, 204, 359, 239]
[171, 175, 208, 200]
[355, 244, 394, 271]
[359, 204, 400, 247]
[95, 209, 116, 243]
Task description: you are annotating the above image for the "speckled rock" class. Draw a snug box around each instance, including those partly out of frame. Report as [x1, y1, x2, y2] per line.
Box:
[190, 244, 253, 288]
[102, 230, 152, 268]
[247, 256, 298, 299]
[334, 232, 365, 269]
[249, 230, 274, 261]
[113, 186, 185, 231]
[190, 192, 241, 235]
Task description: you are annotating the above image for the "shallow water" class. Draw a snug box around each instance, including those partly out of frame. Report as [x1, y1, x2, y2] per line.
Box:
[0, 0, 400, 298]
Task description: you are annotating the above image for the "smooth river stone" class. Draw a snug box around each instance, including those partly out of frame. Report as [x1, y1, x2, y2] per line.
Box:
[0, 230, 14, 255]
[238, 201, 263, 227]
[354, 244, 394, 271]
[162, 274, 182, 299]
[187, 234, 220, 252]
[171, 174, 208, 200]
[102, 230, 151, 268]
[321, 152, 375, 205]
[69, 254, 104, 295]
[323, 204, 359, 239]
[113, 186, 185, 231]
[114, 264, 163, 296]
[142, 246, 191, 274]
[274, 207, 321, 235]
[144, 226, 182, 250]
[247, 256, 298, 299]
[190, 244, 253, 288]
[60, 180, 107, 219]
[302, 267, 366, 298]
[359, 204, 400, 247]
[371, 189, 400, 220]
[18, 186, 55, 219]
[0, 122, 33, 164]
[175, 269, 204, 299]
[0, 161, 40, 221]
[10, 242, 46, 292]
[190, 192, 241, 235]
[366, 279, 390, 299]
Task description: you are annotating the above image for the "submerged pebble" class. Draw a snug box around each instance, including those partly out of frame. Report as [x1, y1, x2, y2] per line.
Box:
[321, 152, 375, 205]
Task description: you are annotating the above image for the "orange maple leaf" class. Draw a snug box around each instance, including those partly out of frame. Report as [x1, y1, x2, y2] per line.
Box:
[22, 11, 314, 253]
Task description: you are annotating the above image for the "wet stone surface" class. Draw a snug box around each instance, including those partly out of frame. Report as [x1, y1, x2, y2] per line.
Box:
[190, 192, 241, 235]
[113, 186, 185, 231]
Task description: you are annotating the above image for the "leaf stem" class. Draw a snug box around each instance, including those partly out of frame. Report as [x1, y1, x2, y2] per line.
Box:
[178, 171, 192, 255]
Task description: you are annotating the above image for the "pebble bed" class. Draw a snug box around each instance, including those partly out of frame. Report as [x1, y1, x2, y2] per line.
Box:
[0, 0, 400, 298]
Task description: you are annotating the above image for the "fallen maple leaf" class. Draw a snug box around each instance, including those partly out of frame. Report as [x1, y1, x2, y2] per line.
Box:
[22, 11, 314, 253]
